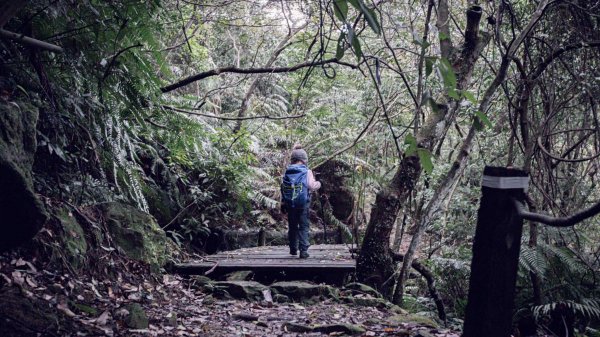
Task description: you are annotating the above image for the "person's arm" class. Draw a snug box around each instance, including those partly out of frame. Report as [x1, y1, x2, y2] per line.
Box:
[307, 169, 321, 191]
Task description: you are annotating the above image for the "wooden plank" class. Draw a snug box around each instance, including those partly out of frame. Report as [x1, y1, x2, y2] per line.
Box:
[173, 244, 356, 275]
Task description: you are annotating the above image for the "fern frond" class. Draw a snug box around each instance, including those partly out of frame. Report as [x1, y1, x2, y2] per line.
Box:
[249, 191, 278, 209]
[519, 246, 548, 279]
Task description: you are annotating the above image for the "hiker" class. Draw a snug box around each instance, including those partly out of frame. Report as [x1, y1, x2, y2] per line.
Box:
[281, 144, 321, 259]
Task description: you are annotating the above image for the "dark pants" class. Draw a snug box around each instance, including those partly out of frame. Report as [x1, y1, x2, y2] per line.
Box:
[287, 207, 309, 252]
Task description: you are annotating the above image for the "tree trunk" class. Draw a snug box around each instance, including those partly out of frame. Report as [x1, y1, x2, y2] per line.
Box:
[356, 156, 420, 295]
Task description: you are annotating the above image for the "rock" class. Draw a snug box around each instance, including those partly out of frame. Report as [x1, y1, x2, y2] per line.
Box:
[345, 295, 392, 309]
[270, 281, 337, 302]
[225, 270, 253, 281]
[124, 303, 149, 329]
[189, 275, 213, 291]
[282, 322, 313, 333]
[56, 208, 88, 269]
[0, 288, 56, 335]
[166, 312, 177, 326]
[386, 314, 439, 329]
[273, 293, 290, 303]
[0, 101, 47, 252]
[99, 202, 169, 268]
[213, 281, 268, 301]
[415, 331, 437, 337]
[232, 312, 259, 322]
[344, 282, 382, 298]
[313, 323, 366, 335]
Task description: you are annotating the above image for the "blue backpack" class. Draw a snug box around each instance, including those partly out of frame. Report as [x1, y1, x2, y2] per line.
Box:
[281, 164, 309, 209]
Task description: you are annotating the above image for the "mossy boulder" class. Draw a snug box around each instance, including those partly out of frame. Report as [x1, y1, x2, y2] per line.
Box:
[56, 208, 88, 269]
[0, 101, 47, 252]
[124, 303, 149, 329]
[282, 322, 365, 335]
[99, 202, 169, 268]
[344, 282, 382, 298]
[270, 281, 337, 302]
[213, 281, 268, 301]
[386, 314, 439, 329]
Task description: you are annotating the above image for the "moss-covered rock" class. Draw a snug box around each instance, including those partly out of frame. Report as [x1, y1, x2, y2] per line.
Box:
[56, 208, 88, 269]
[0, 101, 47, 252]
[99, 202, 169, 268]
[270, 281, 337, 302]
[124, 303, 149, 329]
[213, 281, 268, 301]
[225, 270, 253, 281]
[344, 282, 382, 298]
[313, 323, 366, 335]
[386, 313, 439, 329]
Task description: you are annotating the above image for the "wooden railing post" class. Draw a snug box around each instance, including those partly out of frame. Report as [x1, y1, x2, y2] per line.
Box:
[462, 166, 529, 337]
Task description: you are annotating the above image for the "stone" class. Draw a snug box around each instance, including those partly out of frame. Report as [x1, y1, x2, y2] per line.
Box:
[124, 303, 149, 329]
[313, 323, 366, 335]
[282, 322, 312, 333]
[0, 101, 47, 252]
[99, 202, 169, 268]
[344, 282, 382, 298]
[166, 312, 178, 326]
[270, 281, 337, 301]
[213, 281, 268, 301]
[346, 296, 392, 309]
[415, 331, 437, 337]
[56, 208, 88, 269]
[386, 314, 439, 329]
[273, 293, 290, 303]
[225, 270, 253, 281]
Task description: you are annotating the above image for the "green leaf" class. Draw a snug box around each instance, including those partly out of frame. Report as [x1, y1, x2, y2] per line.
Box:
[412, 38, 431, 49]
[448, 88, 460, 100]
[404, 134, 417, 156]
[351, 33, 362, 61]
[333, 0, 348, 21]
[425, 57, 435, 77]
[474, 110, 493, 130]
[361, 6, 381, 35]
[347, 0, 380, 34]
[438, 58, 457, 94]
[439, 31, 450, 41]
[417, 148, 433, 174]
[336, 32, 346, 60]
[462, 90, 477, 104]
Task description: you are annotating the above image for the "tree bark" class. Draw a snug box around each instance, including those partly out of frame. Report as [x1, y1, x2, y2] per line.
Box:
[357, 4, 487, 297]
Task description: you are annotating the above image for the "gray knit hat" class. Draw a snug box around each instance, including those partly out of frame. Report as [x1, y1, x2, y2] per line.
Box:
[290, 144, 308, 164]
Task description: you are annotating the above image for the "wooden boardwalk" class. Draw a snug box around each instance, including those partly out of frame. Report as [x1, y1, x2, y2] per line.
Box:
[174, 244, 356, 275]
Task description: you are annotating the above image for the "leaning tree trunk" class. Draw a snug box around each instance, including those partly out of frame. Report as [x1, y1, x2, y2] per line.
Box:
[356, 156, 420, 295]
[356, 3, 488, 294]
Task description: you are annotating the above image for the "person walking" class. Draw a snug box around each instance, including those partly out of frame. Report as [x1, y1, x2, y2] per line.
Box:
[280, 144, 321, 258]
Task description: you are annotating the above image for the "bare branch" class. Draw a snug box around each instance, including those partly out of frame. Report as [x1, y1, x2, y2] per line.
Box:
[513, 198, 600, 227]
[161, 58, 358, 93]
[162, 105, 305, 120]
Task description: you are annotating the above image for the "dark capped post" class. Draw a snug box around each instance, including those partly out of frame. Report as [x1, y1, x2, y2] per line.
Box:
[462, 166, 529, 337]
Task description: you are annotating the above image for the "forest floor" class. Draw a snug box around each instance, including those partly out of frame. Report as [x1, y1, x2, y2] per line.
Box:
[0, 252, 461, 337]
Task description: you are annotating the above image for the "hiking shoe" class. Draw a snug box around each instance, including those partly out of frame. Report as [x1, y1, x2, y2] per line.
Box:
[290, 249, 297, 256]
[299, 251, 310, 259]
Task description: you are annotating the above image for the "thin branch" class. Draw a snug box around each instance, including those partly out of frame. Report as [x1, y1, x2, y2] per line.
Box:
[162, 105, 305, 120]
[513, 198, 600, 227]
[160, 58, 358, 93]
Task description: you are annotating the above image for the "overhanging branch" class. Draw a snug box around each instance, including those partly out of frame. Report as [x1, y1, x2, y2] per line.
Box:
[513, 198, 600, 227]
[161, 58, 358, 93]
[162, 105, 305, 120]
